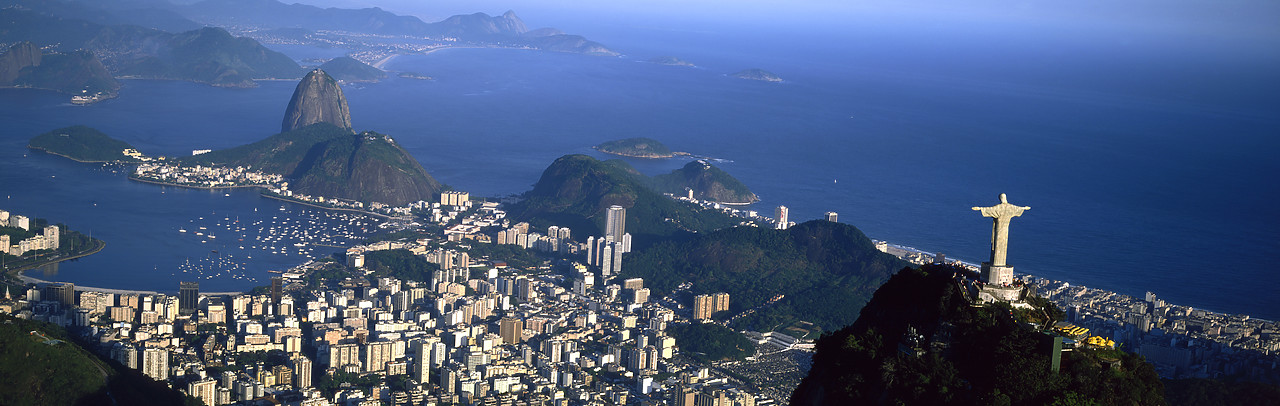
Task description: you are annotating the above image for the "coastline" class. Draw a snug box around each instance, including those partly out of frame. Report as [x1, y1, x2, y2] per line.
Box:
[129, 175, 393, 219]
[259, 192, 393, 219]
[15, 268, 244, 296]
[27, 146, 138, 164]
[127, 174, 269, 191]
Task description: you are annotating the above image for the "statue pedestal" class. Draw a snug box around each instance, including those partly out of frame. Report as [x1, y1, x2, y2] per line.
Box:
[981, 262, 1015, 286]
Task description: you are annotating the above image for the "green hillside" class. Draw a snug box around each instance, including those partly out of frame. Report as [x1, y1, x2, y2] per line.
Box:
[621, 220, 908, 332]
[791, 264, 1166, 406]
[650, 160, 759, 204]
[508, 154, 739, 244]
[28, 125, 140, 163]
[182, 123, 442, 206]
[0, 316, 110, 405]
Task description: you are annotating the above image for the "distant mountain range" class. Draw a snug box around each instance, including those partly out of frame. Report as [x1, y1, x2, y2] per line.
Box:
[174, 0, 617, 55]
[0, 7, 303, 87]
[0, 0, 616, 90]
[168, 0, 614, 54]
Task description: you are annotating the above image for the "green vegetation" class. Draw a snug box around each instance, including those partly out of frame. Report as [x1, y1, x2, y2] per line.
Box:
[0, 42, 120, 96]
[0, 316, 109, 405]
[304, 261, 356, 290]
[650, 160, 759, 204]
[466, 243, 547, 271]
[622, 220, 908, 332]
[509, 154, 739, 246]
[1163, 378, 1280, 406]
[364, 249, 439, 283]
[790, 264, 1166, 406]
[181, 123, 442, 206]
[668, 323, 755, 362]
[1, 223, 102, 273]
[28, 125, 140, 163]
[316, 372, 384, 398]
[593, 137, 674, 158]
[318, 56, 386, 82]
[120, 27, 304, 87]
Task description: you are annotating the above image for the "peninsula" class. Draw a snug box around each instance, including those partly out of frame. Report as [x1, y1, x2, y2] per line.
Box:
[27, 126, 145, 163]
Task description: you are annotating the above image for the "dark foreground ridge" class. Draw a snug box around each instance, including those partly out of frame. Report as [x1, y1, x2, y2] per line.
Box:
[791, 264, 1166, 405]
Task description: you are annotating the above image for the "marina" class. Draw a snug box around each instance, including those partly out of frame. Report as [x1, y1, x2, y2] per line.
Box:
[166, 205, 381, 283]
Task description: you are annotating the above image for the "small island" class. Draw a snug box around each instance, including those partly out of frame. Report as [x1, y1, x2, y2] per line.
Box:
[397, 72, 433, 80]
[731, 68, 783, 82]
[649, 56, 695, 67]
[593, 137, 675, 159]
[28, 126, 147, 163]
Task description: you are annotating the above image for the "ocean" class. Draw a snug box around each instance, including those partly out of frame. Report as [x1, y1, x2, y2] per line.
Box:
[1, 17, 1277, 320]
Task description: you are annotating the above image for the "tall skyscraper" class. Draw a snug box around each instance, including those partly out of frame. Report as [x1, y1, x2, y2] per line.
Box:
[605, 205, 626, 243]
[292, 355, 313, 388]
[411, 340, 431, 384]
[775, 205, 790, 230]
[179, 281, 199, 314]
[500, 317, 523, 345]
[141, 348, 169, 381]
[42, 282, 75, 307]
[270, 277, 283, 304]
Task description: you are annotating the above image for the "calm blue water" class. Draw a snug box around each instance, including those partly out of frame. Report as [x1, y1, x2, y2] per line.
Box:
[1, 20, 1277, 320]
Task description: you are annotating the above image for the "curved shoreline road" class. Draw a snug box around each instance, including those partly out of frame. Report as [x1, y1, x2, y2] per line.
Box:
[15, 271, 244, 296]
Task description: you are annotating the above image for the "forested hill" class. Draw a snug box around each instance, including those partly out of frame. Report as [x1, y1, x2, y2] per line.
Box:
[181, 123, 442, 206]
[620, 220, 909, 332]
[508, 154, 740, 245]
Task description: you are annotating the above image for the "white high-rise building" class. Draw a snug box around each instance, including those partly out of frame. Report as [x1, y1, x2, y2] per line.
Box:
[43, 225, 59, 250]
[775, 205, 790, 230]
[142, 348, 169, 381]
[605, 205, 626, 245]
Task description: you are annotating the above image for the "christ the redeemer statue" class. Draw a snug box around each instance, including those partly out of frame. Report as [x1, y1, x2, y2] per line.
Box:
[972, 193, 1029, 286]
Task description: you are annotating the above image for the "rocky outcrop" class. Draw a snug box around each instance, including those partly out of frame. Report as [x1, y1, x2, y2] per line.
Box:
[282, 69, 352, 133]
[0, 42, 41, 84]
